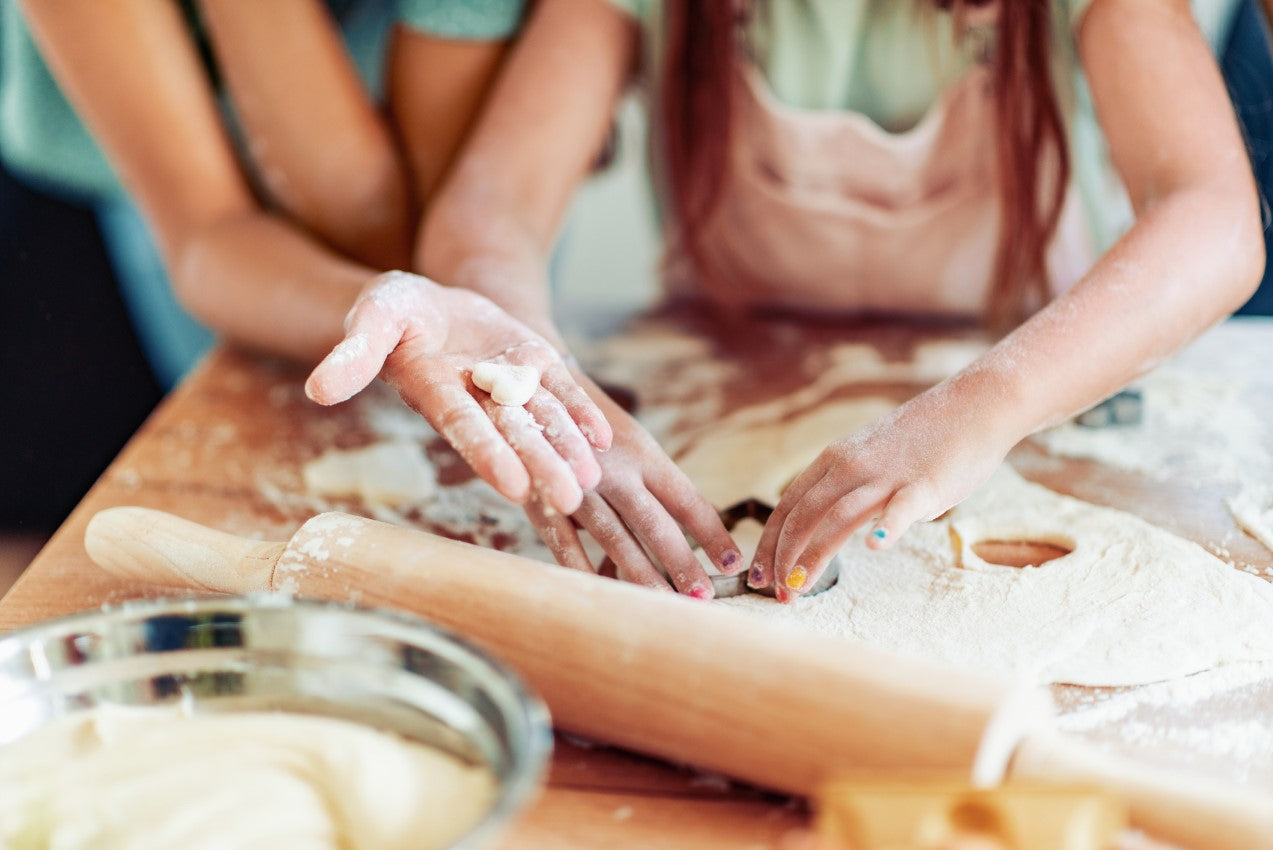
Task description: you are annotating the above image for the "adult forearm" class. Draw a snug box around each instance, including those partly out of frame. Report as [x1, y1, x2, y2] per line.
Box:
[172, 211, 375, 364]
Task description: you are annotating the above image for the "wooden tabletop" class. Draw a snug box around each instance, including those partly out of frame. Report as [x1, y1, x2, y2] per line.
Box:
[3, 307, 1271, 848]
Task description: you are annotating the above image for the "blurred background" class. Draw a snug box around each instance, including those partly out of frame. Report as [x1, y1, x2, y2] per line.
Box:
[1, 2, 1271, 585]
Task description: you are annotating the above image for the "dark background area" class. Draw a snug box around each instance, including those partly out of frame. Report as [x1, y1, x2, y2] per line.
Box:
[0, 162, 162, 534]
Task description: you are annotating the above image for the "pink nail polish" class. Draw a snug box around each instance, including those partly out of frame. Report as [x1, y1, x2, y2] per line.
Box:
[688, 585, 713, 601]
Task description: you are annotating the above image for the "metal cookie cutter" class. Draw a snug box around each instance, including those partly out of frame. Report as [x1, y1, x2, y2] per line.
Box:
[705, 499, 842, 599]
[1075, 387, 1143, 428]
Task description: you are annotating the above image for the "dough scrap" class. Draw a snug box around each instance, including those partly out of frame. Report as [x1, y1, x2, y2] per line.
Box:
[471, 362, 540, 407]
[303, 440, 436, 506]
[0, 707, 495, 850]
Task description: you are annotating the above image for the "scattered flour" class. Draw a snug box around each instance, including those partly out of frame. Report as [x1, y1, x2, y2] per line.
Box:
[1057, 662, 1273, 786]
[0, 707, 494, 850]
[1035, 367, 1270, 486]
[716, 466, 1273, 687]
[1227, 484, 1273, 554]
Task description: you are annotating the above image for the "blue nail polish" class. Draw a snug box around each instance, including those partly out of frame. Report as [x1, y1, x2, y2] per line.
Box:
[872, 528, 888, 540]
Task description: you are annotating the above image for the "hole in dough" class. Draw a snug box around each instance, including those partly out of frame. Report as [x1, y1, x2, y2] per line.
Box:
[970, 539, 1072, 568]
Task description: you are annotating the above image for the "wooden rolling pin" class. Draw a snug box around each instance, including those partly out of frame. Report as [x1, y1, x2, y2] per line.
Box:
[85, 507, 1272, 850]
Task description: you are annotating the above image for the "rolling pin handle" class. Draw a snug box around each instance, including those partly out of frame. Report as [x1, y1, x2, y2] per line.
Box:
[84, 507, 284, 593]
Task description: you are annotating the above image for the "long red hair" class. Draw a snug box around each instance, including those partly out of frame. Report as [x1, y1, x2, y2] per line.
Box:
[660, 0, 1070, 328]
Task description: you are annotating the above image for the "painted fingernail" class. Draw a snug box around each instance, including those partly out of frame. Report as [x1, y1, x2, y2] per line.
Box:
[688, 584, 713, 601]
[872, 528, 888, 541]
[720, 549, 741, 573]
[785, 566, 808, 590]
[747, 564, 765, 588]
[775, 587, 792, 603]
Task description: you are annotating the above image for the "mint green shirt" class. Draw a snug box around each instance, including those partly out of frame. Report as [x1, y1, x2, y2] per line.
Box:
[610, 0, 1241, 253]
[0, 0, 528, 201]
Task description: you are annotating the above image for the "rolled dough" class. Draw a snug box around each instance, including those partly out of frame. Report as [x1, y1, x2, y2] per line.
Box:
[675, 397, 896, 507]
[471, 362, 540, 407]
[683, 397, 1273, 685]
[0, 707, 494, 850]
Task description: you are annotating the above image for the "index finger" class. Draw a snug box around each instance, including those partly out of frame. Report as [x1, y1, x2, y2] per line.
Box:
[401, 373, 533, 504]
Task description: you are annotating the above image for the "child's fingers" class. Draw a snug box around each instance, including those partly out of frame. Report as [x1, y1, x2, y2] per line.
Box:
[646, 464, 742, 576]
[789, 492, 889, 596]
[524, 498, 595, 572]
[867, 482, 936, 550]
[603, 485, 715, 598]
[541, 361, 613, 451]
[773, 484, 885, 599]
[412, 379, 532, 504]
[574, 495, 675, 593]
[483, 400, 585, 516]
[749, 464, 825, 590]
[305, 326, 398, 406]
[525, 390, 603, 491]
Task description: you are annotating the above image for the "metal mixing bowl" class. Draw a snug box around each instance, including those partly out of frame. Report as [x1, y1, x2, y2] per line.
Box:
[0, 595, 552, 849]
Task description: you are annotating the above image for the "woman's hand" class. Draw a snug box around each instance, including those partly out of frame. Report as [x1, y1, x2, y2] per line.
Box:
[524, 383, 743, 598]
[748, 378, 1021, 602]
[306, 271, 612, 515]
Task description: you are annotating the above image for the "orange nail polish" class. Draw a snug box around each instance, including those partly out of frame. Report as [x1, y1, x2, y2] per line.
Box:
[785, 566, 808, 590]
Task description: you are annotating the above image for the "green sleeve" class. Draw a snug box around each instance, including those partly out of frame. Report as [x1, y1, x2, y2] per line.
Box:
[396, 0, 530, 40]
[605, 0, 646, 17]
[0, 4, 122, 199]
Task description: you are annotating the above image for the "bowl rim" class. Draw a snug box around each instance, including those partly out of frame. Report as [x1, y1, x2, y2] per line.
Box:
[0, 593, 554, 850]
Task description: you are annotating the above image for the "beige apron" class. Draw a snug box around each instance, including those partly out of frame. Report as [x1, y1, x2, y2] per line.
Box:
[663, 15, 1093, 319]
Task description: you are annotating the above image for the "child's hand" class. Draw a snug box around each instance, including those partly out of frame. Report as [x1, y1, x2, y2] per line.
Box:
[523, 387, 742, 598]
[305, 271, 612, 515]
[748, 381, 1019, 602]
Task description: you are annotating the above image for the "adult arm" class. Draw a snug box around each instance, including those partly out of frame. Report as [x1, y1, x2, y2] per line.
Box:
[753, 0, 1265, 598]
[18, 0, 365, 362]
[416, 0, 742, 594]
[388, 25, 512, 206]
[20, 0, 610, 513]
[197, 0, 413, 270]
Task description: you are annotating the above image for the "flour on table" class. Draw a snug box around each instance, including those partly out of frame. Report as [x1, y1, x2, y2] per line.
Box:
[716, 464, 1273, 686]
[1228, 484, 1273, 554]
[1034, 365, 1271, 487]
[303, 440, 436, 506]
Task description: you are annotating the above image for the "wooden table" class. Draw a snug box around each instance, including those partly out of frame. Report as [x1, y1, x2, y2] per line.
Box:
[3, 307, 1272, 848]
